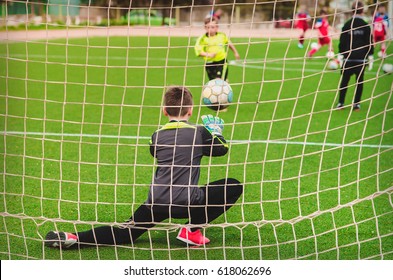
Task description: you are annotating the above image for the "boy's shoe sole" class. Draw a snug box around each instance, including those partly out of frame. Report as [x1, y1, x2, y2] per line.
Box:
[45, 231, 77, 248]
[176, 235, 199, 246]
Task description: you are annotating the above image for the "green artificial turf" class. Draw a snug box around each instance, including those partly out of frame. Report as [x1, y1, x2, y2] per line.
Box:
[0, 35, 392, 260]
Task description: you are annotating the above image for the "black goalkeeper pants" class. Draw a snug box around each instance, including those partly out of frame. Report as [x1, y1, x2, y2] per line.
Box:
[339, 61, 366, 105]
[73, 178, 243, 247]
[205, 59, 228, 81]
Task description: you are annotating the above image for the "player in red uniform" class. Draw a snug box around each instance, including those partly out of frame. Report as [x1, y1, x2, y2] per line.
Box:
[308, 9, 334, 58]
[296, 6, 311, 48]
[373, 5, 388, 58]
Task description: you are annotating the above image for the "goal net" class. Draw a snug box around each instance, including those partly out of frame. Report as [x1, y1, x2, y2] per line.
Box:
[1, 0, 392, 261]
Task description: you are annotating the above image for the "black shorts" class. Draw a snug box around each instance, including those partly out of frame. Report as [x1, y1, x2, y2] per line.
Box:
[205, 59, 228, 80]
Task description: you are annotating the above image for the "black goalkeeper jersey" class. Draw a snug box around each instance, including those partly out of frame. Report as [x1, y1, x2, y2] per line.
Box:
[339, 15, 374, 61]
[146, 120, 228, 207]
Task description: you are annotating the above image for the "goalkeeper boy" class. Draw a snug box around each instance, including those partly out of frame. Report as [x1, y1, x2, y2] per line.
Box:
[195, 17, 240, 81]
[45, 86, 243, 248]
[336, 1, 374, 111]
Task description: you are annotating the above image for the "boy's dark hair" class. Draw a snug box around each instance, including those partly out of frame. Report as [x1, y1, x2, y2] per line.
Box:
[320, 8, 328, 16]
[352, 1, 364, 14]
[164, 87, 193, 117]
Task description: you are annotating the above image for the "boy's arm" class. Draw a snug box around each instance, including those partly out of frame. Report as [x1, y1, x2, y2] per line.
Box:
[339, 21, 350, 57]
[365, 25, 374, 56]
[149, 133, 157, 157]
[383, 20, 389, 36]
[200, 115, 228, 156]
[198, 51, 217, 59]
[228, 42, 240, 60]
[201, 126, 228, 156]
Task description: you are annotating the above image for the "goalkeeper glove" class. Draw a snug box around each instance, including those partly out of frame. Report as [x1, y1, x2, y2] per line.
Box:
[201, 114, 224, 136]
[368, 55, 374, 71]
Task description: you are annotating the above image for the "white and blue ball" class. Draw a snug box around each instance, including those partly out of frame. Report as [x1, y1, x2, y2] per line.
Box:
[202, 78, 233, 111]
[382, 63, 393, 74]
[327, 59, 339, 70]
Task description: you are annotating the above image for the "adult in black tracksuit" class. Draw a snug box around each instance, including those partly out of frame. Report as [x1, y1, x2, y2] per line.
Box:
[337, 1, 374, 111]
[45, 87, 243, 248]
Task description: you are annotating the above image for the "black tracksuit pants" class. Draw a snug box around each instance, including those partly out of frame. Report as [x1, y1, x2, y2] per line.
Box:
[73, 178, 243, 247]
[339, 60, 366, 105]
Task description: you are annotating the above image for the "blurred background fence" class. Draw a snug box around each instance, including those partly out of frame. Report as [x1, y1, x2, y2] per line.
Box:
[0, 0, 391, 33]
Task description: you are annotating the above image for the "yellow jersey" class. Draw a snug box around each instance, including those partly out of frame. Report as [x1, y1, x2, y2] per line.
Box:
[194, 32, 230, 62]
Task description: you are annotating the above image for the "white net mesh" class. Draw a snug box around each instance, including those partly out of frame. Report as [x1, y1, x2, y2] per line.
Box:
[0, 0, 392, 260]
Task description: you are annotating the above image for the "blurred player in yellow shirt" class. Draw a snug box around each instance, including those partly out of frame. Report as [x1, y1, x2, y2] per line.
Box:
[195, 17, 240, 81]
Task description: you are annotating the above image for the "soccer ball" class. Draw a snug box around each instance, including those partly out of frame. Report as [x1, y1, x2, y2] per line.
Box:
[202, 78, 233, 111]
[382, 63, 393, 74]
[327, 59, 339, 70]
[326, 51, 335, 59]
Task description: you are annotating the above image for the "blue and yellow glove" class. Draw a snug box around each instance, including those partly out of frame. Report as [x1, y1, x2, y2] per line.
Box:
[201, 114, 224, 135]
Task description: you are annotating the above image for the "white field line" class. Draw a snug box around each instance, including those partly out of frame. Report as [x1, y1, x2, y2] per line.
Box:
[1, 53, 384, 75]
[1, 53, 318, 65]
[1, 131, 392, 149]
